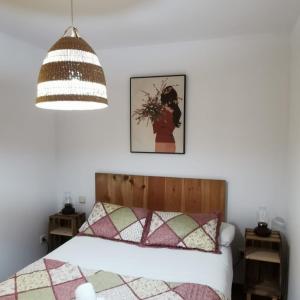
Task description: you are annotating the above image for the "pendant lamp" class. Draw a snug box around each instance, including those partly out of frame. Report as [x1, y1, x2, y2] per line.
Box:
[36, 0, 108, 110]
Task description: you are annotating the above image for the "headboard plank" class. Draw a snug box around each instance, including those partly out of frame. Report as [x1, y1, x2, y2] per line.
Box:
[147, 176, 165, 211]
[95, 173, 226, 221]
[131, 175, 146, 208]
[165, 177, 183, 212]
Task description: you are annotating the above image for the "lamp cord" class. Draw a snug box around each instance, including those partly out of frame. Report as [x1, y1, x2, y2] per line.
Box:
[71, 0, 74, 27]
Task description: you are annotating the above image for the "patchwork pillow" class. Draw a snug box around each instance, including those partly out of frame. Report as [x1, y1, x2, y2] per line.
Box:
[79, 202, 148, 244]
[142, 211, 221, 253]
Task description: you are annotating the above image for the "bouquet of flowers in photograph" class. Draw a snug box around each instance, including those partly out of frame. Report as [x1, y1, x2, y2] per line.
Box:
[132, 79, 169, 125]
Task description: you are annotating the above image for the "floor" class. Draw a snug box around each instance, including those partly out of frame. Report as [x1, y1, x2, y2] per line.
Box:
[232, 284, 269, 300]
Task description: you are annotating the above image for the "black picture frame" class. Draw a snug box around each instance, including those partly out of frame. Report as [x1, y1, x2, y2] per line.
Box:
[130, 74, 186, 154]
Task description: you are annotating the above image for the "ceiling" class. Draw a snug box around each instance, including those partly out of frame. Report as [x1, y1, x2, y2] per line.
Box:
[0, 0, 300, 50]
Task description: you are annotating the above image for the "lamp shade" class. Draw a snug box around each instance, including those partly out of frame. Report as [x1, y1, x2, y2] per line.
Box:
[36, 27, 108, 110]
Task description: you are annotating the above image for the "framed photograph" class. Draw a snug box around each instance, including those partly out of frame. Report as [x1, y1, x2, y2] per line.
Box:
[130, 75, 186, 154]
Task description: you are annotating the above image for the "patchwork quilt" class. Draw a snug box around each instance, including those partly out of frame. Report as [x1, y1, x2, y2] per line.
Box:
[0, 259, 228, 300]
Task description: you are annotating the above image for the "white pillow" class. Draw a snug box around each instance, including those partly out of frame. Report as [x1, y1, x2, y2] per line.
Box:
[219, 222, 235, 247]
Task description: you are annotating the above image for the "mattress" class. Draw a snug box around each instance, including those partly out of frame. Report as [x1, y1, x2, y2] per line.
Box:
[46, 235, 233, 299]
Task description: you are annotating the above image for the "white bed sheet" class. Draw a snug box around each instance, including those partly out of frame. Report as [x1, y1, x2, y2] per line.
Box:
[46, 236, 233, 299]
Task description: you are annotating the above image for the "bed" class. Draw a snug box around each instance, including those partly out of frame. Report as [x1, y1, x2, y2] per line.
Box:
[0, 173, 233, 300]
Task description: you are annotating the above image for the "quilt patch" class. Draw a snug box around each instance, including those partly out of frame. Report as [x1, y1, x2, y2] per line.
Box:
[143, 211, 221, 252]
[0, 259, 84, 300]
[0, 259, 227, 300]
[79, 202, 148, 244]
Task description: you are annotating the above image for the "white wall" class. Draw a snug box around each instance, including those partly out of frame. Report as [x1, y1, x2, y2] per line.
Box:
[0, 33, 57, 281]
[56, 35, 290, 238]
[287, 18, 300, 300]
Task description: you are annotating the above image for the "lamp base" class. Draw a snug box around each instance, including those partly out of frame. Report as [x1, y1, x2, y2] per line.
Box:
[254, 222, 271, 237]
[62, 203, 75, 215]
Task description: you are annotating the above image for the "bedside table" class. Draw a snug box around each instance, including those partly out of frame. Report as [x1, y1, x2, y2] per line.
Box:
[244, 228, 283, 300]
[48, 213, 85, 251]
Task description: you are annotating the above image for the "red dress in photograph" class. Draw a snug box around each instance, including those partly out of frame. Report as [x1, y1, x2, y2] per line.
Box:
[153, 108, 175, 144]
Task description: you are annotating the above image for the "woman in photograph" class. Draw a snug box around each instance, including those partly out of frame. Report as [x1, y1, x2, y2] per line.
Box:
[153, 86, 182, 153]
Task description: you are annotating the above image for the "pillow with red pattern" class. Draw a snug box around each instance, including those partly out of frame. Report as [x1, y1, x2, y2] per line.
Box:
[79, 202, 148, 244]
[142, 211, 221, 253]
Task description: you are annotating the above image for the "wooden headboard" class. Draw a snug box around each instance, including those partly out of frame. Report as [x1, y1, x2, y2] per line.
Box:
[95, 173, 227, 221]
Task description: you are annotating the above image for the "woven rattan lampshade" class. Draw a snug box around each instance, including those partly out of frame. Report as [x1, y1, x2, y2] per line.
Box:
[36, 27, 108, 110]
